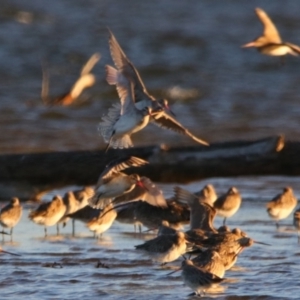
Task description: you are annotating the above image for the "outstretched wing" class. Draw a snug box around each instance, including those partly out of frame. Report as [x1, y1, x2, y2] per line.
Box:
[99, 156, 148, 181]
[255, 7, 281, 43]
[152, 112, 209, 146]
[81, 53, 101, 76]
[108, 29, 154, 103]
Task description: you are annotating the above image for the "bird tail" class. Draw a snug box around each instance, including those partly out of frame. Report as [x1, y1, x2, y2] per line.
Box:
[105, 65, 120, 85]
[98, 103, 120, 143]
[285, 42, 300, 56]
[88, 194, 112, 209]
[173, 186, 196, 205]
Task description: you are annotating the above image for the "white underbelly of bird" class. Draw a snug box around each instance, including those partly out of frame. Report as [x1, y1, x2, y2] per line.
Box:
[260, 45, 297, 56]
[113, 114, 150, 137]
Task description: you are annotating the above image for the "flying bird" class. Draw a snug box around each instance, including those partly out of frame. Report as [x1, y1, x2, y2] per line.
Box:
[99, 67, 155, 150]
[242, 8, 300, 60]
[106, 29, 209, 146]
[88, 156, 148, 208]
[41, 52, 100, 106]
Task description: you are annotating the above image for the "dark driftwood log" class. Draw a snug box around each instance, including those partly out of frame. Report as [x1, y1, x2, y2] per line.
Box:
[0, 135, 298, 201]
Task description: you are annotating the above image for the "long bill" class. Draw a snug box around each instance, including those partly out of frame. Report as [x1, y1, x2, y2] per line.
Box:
[1, 249, 21, 256]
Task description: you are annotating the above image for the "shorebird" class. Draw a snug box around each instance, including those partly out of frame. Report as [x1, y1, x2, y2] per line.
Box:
[294, 208, 300, 243]
[28, 195, 67, 237]
[66, 205, 101, 236]
[115, 202, 143, 233]
[242, 8, 300, 61]
[157, 220, 178, 236]
[112, 176, 168, 208]
[59, 186, 95, 235]
[99, 66, 156, 151]
[0, 197, 22, 240]
[87, 203, 117, 239]
[174, 184, 217, 207]
[193, 227, 269, 270]
[194, 184, 218, 206]
[169, 259, 224, 297]
[41, 53, 100, 106]
[88, 156, 148, 208]
[174, 185, 217, 230]
[135, 231, 187, 265]
[192, 249, 225, 279]
[213, 187, 242, 225]
[266, 186, 297, 229]
[106, 29, 209, 146]
[132, 200, 189, 230]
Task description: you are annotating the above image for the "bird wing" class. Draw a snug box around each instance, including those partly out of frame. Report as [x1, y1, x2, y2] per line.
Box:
[173, 186, 199, 205]
[107, 66, 136, 116]
[113, 185, 146, 205]
[284, 42, 300, 55]
[151, 112, 209, 146]
[99, 156, 148, 181]
[255, 7, 282, 43]
[135, 235, 176, 252]
[80, 53, 101, 76]
[213, 194, 227, 209]
[108, 29, 154, 104]
[139, 177, 168, 208]
[112, 176, 167, 208]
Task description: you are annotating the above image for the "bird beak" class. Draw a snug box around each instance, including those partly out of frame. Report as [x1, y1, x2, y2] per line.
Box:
[167, 267, 182, 275]
[164, 104, 176, 117]
[136, 180, 149, 191]
[1, 249, 21, 256]
[241, 41, 256, 48]
[253, 240, 271, 246]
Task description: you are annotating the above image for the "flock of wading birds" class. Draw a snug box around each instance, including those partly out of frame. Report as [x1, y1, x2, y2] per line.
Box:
[1, 7, 300, 297]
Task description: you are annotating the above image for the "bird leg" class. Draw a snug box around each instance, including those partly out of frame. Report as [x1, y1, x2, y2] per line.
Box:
[105, 131, 115, 153]
[223, 217, 227, 226]
[56, 223, 60, 236]
[44, 227, 47, 237]
[72, 219, 75, 237]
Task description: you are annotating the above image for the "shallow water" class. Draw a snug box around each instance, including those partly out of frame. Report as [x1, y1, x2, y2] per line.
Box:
[1, 176, 300, 299]
[1, 1, 300, 299]
[1, 1, 300, 153]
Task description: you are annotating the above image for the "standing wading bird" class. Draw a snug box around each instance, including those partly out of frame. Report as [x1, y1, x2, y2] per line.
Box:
[88, 156, 149, 209]
[106, 29, 209, 146]
[242, 8, 300, 62]
[58, 186, 95, 236]
[135, 231, 187, 265]
[266, 186, 297, 229]
[191, 249, 225, 279]
[28, 195, 67, 237]
[99, 66, 156, 150]
[41, 53, 101, 106]
[168, 259, 224, 297]
[0, 197, 22, 240]
[173, 185, 217, 230]
[86, 203, 117, 239]
[213, 187, 242, 226]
